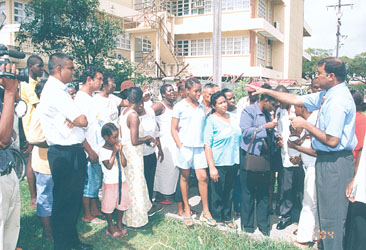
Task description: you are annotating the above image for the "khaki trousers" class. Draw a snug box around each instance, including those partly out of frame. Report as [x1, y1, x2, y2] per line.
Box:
[0, 170, 20, 250]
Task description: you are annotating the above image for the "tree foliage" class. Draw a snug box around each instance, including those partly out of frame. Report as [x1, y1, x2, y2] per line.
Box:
[17, 0, 122, 67]
[233, 78, 250, 103]
[16, 0, 147, 85]
[342, 53, 366, 84]
[302, 48, 333, 79]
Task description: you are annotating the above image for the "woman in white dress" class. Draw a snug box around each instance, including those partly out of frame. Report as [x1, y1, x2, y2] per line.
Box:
[120, 87, 155, 227]
[152, 84, 180, 206]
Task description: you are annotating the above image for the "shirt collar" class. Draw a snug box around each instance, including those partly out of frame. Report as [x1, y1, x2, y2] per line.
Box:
[253, 102, 264, 115]
[324, 82, 346, 98]
[29, 77, 40, 86]
[48, 76, 68, 92]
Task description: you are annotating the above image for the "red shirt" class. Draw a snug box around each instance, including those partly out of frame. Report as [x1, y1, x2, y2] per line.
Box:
[353, 112, 366, 159]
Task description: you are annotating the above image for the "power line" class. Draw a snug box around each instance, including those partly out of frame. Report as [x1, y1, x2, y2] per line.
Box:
[326, 0, 353, 58]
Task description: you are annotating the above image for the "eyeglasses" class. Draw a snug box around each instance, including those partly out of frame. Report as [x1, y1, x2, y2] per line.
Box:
[315, 71, 329, 77]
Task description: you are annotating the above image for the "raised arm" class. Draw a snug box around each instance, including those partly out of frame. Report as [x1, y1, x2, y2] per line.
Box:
[0, 64, 17, 148]
[249, 84, 304, 106]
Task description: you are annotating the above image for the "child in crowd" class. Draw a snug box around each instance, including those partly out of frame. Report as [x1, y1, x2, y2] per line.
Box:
[99, 123, 130, 238]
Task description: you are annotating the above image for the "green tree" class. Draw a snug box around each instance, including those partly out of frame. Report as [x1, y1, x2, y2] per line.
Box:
[344, 53, 366, 84]
[233, 78, 250, 103]
[17, 0, 122, 67]
[16, 0, 144, 84]
[302, 48, 333, 78]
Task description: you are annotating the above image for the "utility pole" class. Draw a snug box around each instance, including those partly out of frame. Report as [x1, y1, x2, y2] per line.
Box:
[212, 0, 222, 88]
[326, 0, 353, 58]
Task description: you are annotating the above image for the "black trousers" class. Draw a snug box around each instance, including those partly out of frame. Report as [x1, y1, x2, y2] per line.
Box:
[346, 201, 366, 250]
[240, 149, 270, 233]
[143, 153, 157, 202]
[279, 167, 301, 223]
[48, 145, 87, 250]
[209, 165, 238, 223]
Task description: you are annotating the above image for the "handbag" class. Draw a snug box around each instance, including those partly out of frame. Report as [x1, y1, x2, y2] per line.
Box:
[244, 128, 271, 172]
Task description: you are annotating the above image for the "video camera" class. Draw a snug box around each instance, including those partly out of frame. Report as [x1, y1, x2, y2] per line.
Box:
[0, 44, 28, 82]
[0, 12, 28, 82]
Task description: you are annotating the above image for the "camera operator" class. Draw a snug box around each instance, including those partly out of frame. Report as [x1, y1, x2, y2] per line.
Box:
[20, 55, 45, 208]
[0, 64, 21, 250]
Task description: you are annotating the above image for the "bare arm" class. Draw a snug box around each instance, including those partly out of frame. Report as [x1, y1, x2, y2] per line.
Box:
[102, 148, 118, 170]
[84, 139, 98, 163]
[345, 149, 363, 202]
[171, 117, 182, 149]
[156, 137, 164, 162]
[204, 145, 219, 182]
[73, 114, 88, 127]
[249, 85, 304, 106]
[288, 140, 317, 157]
[127, 111, 154, 146]
[291, 116, 340, 148]
[0, 64, 17, 148]
[151, 102, 165, 116]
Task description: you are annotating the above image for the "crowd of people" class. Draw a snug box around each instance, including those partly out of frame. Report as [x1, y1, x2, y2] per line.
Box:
[0, 54, 365, 250]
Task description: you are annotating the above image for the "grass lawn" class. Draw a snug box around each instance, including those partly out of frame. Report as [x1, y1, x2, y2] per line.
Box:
[18, 181, 300, 250]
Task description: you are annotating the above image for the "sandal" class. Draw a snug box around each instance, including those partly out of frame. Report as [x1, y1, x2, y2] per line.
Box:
[200, 213, 216, 226]
[159, 199, 172, 205]
[82, 217, 106, 225]
[105, 229, 124, 239]
[224, 221, 237, 229]
[118, 227, 128, 237]
[183, 217, 194, 227]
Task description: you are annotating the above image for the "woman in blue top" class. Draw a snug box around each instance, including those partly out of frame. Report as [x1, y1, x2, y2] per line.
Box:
[204, 92, 241, 227]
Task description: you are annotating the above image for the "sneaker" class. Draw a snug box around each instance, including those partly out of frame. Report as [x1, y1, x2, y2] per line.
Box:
[148, 204, 163, 216]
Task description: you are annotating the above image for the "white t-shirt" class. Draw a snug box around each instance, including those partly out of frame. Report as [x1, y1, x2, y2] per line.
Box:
[140, 107, 159, 156]
[300, 111, 318, 167]
[93, 94, 121, 126]
[172, 99, 206, 147]
[74, 91, 101, 153]
[276, 106, 299, 168]
[99, 147, 126, 184]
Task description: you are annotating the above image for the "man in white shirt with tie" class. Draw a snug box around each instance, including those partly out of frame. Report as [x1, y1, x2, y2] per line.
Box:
[39, 53, 92, 250]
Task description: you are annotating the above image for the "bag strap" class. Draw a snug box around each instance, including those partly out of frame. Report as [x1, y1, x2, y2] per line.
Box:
[247, 128, 258, 154]
[116, 151, 123, 205]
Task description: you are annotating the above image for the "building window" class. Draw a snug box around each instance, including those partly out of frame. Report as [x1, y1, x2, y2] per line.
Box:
[175, 40, 189, 56]
[115, 33, 131, 50]
[257, 39, 265, 60]
[191, 39, 211, 56]
[268, 5, 272, 23]
[222, 0, 249, 11]
[115, 53, 124, 60]
[267, 42, 272, 65]
[170, 0, 248, 16]
[14, 1, 27, 24]
[222, 36, 249, 55]
[258, 0, 266, 19]
[171, 0, 190, 16]
[142, 37, 152, 53]
[0, 1, 6, 21]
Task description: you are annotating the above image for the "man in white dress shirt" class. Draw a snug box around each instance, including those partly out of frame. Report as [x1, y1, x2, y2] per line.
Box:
[39, 53, 91, 250]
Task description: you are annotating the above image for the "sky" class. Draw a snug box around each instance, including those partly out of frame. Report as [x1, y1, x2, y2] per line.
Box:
[304, 0, 366, 58]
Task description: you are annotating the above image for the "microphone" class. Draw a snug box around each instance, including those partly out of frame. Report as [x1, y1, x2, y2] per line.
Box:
[7, 49, 26, 59]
